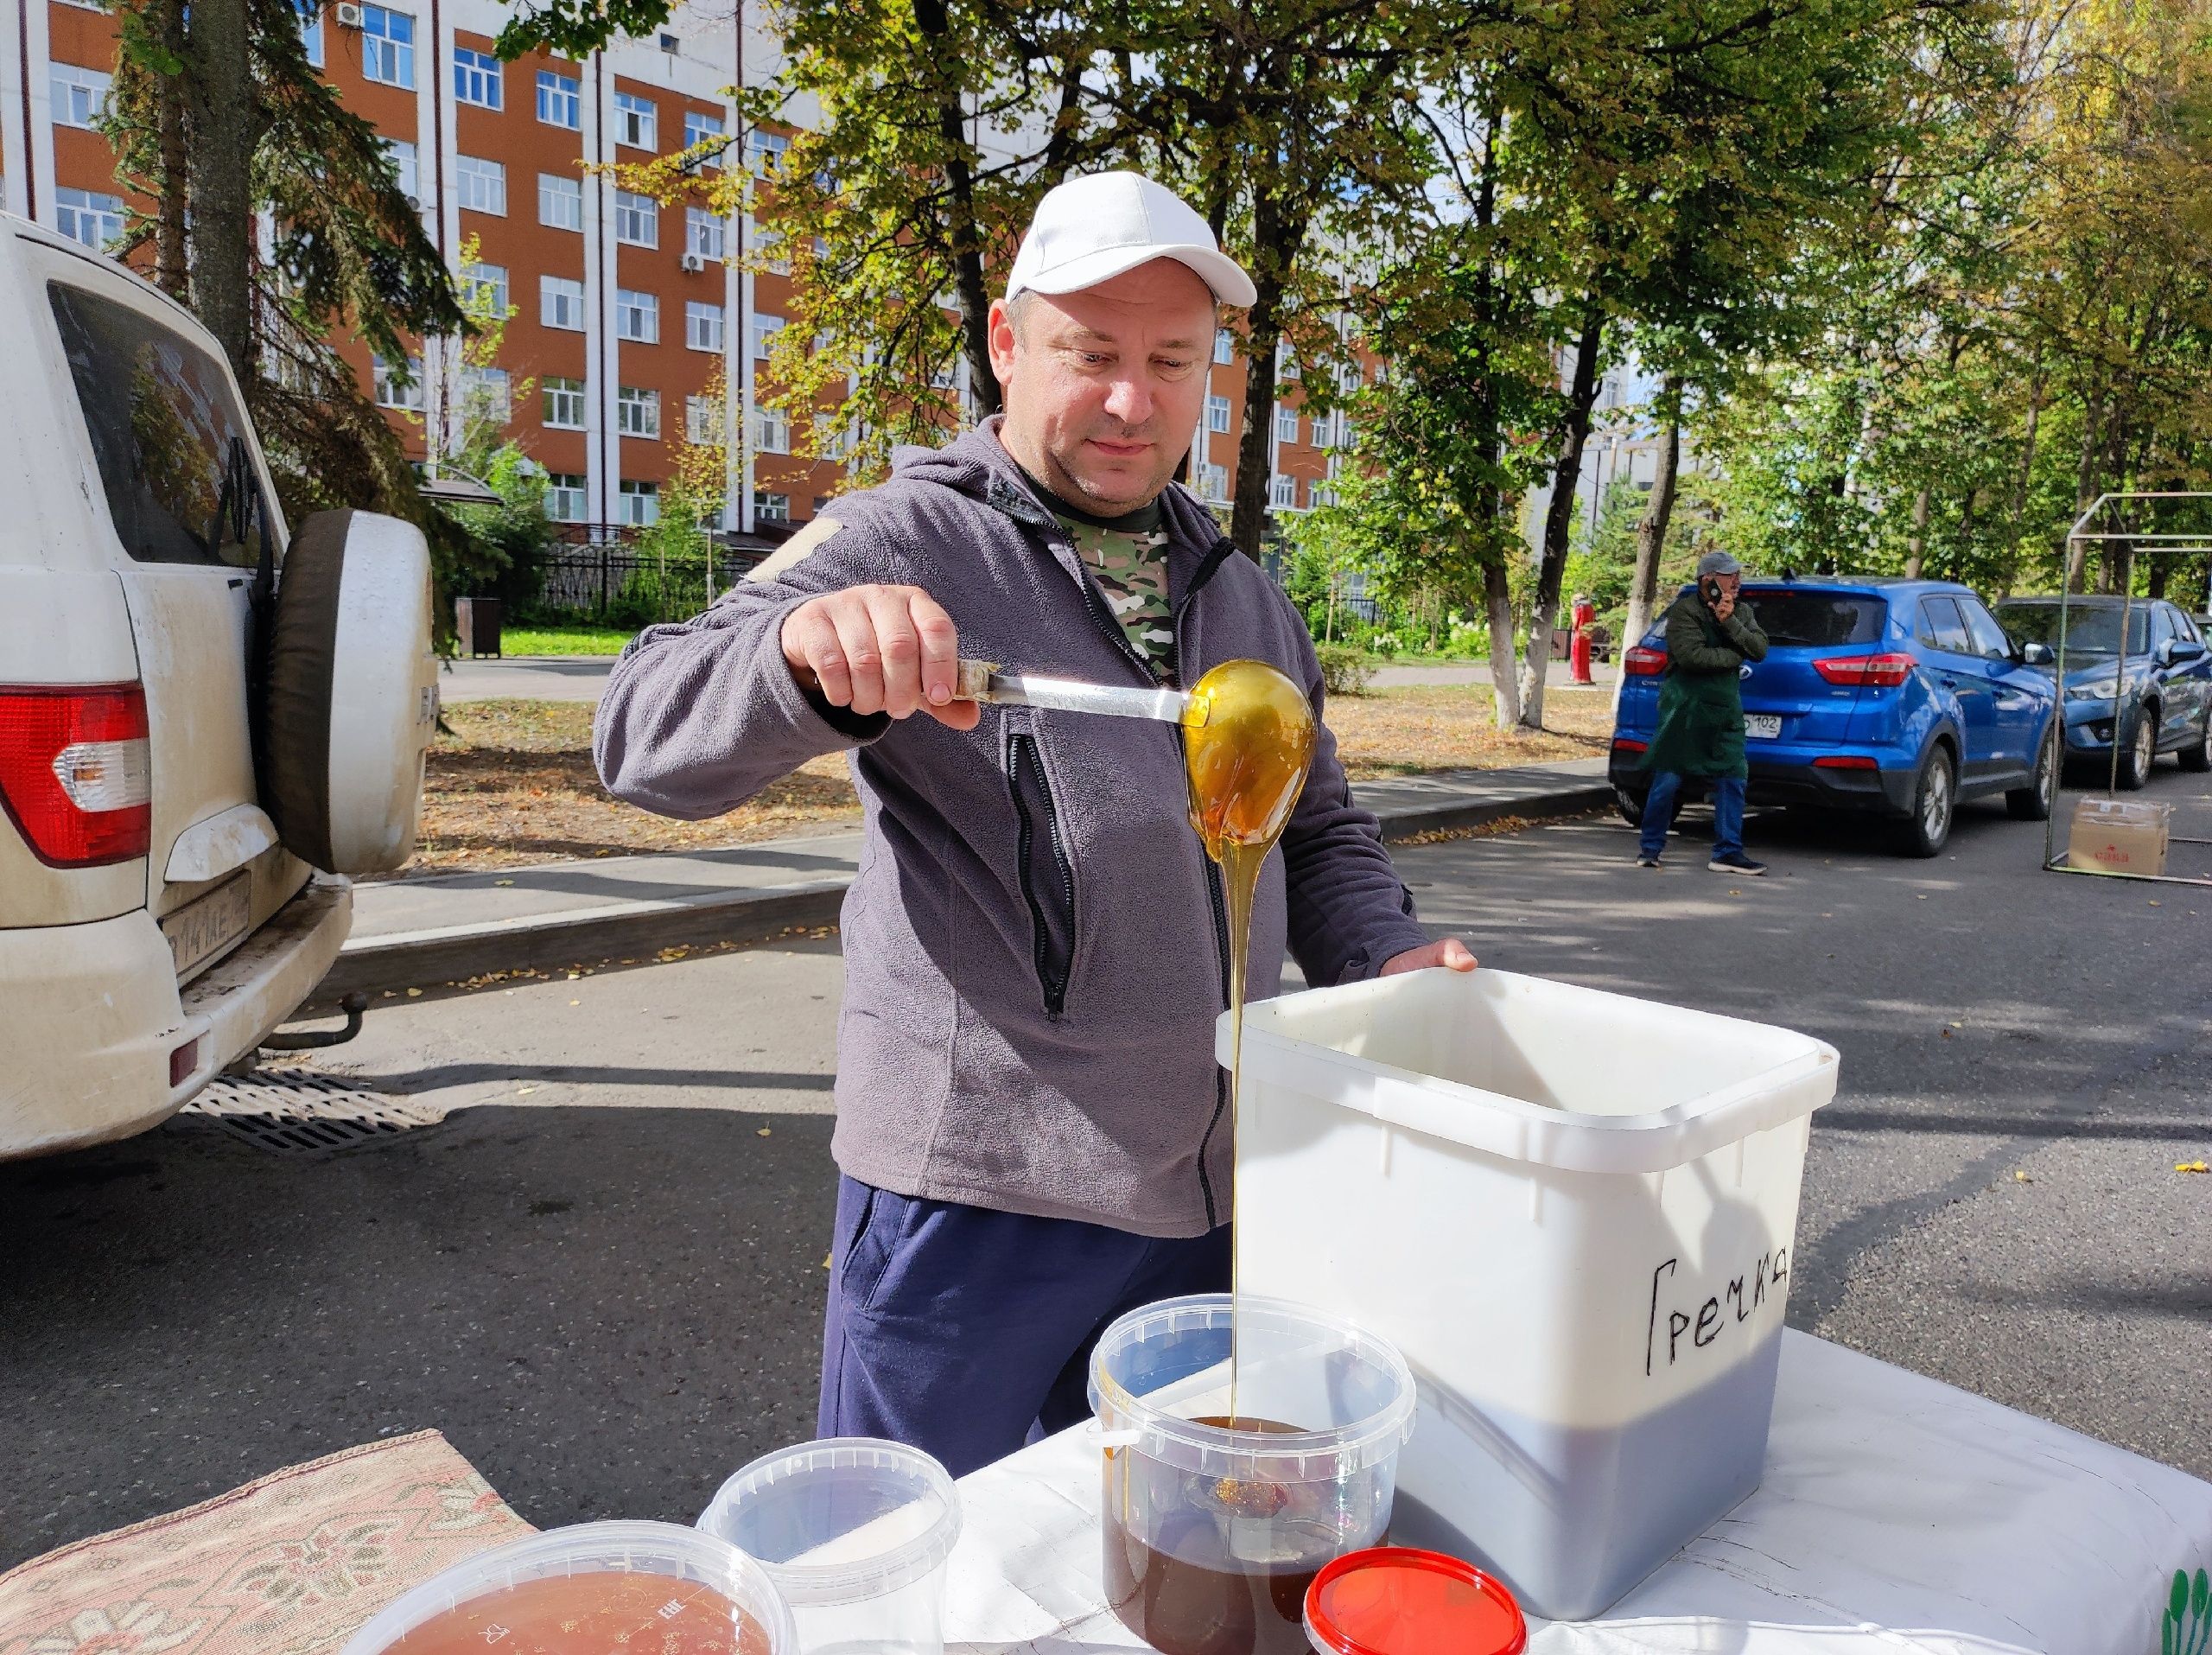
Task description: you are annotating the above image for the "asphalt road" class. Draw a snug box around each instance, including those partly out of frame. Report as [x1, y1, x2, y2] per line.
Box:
[4, 766, 2209, 1569]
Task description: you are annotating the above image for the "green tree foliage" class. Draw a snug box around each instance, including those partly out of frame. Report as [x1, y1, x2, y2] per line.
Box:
[102, 0, 473, 611]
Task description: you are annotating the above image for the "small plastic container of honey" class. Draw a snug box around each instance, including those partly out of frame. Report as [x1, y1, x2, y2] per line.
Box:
[337, 1520, 796, 1655]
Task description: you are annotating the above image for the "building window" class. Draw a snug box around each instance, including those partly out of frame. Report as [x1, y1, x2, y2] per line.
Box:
[459, 365, 510, 424]
[1276, 405, 1298, 445]
[50, 64, 111, 130]
[616, 289, 658, 343]
[537, 69, 581, 130]
[360, 5, 414, 89]
[300, 0, 324, 67]
[383, 137, 418, 204]
[753, 490, 790, 524]
[1307, 410, 1332, 449]
[683, 109, 725, 151]
[613, 92, 656, 150]
[616, 386, 659, 438]
[618, 480, 659, 525]
[453, 46, 502, 109]
[1206, 395, 1231, 436]
[685, 301, 725, 354]
[545, 473, 585, 521]
[538, 172, 582, 231]
[747, 130, 788, 173]
[613, 190, 658, 247]
[54, 187, 124, 251]
[457, 155, 506, 216]
[749, 314, 784, 360]
[543, 377, 586, 430]
[1270, 473, 1296, 509]
[461, 261, 508, 316]
[755, 230, 790, 275]
[1275, 338, 1299, 379]
[686, 207, 725, 263]
[540, 275, 585, 332]
[372, 353, 423, 411]
[750, 407, 790, 454]
[685, 394, 720, 444]
[1214, 328, 1234, 366]
[1198, 462, 1229, 504]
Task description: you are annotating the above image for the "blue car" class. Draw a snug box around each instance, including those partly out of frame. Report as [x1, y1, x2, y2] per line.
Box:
[1610, 578, 2061, 857]
[1993, 596, 2212, 789]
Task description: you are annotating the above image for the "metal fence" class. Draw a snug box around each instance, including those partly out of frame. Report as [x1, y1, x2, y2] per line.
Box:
[534, 529, 772, 621]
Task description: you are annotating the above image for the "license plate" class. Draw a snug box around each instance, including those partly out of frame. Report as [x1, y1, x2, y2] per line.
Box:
[1745, 715, 1783, 740]
[162, 872, 251, 978]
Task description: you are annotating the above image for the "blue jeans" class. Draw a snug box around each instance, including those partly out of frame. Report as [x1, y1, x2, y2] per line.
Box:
[1639, 771, 1745, 861]
[818, 1175, 1231, 1478]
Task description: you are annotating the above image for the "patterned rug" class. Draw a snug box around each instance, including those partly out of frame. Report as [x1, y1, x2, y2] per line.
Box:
[0, 1430, 535, 1655]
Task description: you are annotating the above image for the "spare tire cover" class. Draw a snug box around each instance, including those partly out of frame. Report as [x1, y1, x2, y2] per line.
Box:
[262, 508, 437, 875]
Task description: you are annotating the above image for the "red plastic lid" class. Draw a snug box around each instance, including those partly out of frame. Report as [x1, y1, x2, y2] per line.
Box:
[1304, 1547, 1529, 1655]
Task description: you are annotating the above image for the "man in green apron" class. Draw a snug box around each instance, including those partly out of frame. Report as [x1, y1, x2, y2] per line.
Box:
[1637, 551, 1770, 873]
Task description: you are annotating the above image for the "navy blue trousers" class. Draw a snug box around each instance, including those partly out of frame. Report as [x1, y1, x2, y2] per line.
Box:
[817, 1174, 1231, 1479]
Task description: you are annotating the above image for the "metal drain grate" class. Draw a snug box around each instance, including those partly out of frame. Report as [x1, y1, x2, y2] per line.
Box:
[186, 1069, 443, 1156]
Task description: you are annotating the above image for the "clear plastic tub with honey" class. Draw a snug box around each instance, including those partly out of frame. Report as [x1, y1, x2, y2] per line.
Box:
[1087, 1293, 1417, 1655]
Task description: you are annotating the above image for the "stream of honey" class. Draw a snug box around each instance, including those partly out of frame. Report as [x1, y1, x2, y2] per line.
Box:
[1181, 659, 1318, 1410]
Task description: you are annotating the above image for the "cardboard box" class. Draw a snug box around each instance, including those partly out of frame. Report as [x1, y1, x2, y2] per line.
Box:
[2066, 797, 2172, 876]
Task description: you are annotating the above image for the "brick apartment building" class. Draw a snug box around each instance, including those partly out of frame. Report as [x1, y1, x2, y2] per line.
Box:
[3, 0, 1357, 553]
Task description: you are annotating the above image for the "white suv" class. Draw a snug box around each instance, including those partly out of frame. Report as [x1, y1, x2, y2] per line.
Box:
[0, 213, 436, 1159]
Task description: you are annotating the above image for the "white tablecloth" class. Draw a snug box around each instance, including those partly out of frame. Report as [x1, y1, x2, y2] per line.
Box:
[942, 1331, 2212, 1654]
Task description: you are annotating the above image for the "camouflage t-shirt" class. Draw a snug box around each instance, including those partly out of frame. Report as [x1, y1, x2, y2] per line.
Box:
[1057, 508, 1178, 684]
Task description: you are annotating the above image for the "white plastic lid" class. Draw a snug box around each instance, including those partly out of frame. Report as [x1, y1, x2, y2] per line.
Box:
[337, 1520, 798, 1655]
[696, 1437, 963, 1607]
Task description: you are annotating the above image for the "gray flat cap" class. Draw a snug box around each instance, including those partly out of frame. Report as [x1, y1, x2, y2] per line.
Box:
[1695, 551, 1744, 578]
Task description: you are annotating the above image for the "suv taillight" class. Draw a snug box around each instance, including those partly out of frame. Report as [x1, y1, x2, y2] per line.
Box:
[1814, 652, 1916, 688]
[0, 684, 152, 867]
[1624, 646, 1669, 676]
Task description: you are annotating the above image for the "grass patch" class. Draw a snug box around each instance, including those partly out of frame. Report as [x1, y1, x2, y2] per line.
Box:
[493, 625, 636, 657]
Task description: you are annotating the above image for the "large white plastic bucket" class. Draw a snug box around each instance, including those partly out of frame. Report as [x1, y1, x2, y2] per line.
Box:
[1226, 968, 1839, 1621]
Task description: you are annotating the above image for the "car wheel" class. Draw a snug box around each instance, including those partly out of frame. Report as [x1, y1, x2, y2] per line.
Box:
[1897, 743, 1955, 857]
[2006, 724, 2059, 820]
[1615, 786, 1646, 826]
[2178, 710, 2212, 773]
[2115, 705, 2156, 791]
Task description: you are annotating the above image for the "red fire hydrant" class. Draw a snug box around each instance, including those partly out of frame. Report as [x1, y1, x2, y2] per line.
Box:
[1569, 595, 1596, 685]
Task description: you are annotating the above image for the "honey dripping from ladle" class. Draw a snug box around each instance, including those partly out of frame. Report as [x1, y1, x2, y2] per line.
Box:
[1182, 659, 1318, 1420]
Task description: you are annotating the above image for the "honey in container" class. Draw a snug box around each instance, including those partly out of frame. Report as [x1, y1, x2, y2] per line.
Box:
[338, 1525, 792, 1655]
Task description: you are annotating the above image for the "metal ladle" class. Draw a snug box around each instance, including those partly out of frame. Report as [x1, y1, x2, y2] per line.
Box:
[955, 659, 1205, 727]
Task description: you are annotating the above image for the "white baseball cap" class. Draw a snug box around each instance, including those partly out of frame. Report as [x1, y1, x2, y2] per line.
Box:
[1004, 171, 1257, 309]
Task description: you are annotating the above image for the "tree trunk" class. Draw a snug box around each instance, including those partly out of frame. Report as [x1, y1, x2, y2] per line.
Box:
[1483, 555, 1522, 730]
[1903, 486, 1931, 579]
[910, 0, 999, 418]
[180, 0, 256, 378]
[1231, 271, 1285, 559]
[2067, 394, 2105, 594]
[1516, 301, 1605, 730]
[2004, 366, 2043, 581]
[151, 0, 190, 300]
[1614, 387, 1679, 721]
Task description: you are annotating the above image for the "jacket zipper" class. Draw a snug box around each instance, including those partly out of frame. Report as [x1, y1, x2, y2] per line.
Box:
[1006, 731, 1077, 1018]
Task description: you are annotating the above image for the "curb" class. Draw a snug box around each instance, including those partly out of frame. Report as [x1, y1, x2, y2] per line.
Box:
[322, 782, 1610, 999]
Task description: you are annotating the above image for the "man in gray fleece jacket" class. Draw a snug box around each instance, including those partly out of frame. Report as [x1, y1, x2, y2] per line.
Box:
[594, 170, 1473, 1476]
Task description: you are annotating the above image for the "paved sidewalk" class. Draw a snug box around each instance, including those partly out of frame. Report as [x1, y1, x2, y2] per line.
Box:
[322, 759, 1608, 998]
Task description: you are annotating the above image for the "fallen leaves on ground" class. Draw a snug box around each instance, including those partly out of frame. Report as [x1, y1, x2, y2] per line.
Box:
[391, 687, 1613, 879]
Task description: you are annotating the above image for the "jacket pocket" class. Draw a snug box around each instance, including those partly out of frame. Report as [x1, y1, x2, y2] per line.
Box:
[1007, 730, 1077, 1018]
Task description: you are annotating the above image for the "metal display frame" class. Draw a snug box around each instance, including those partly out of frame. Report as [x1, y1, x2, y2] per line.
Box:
[2039, 491, 2212, 886]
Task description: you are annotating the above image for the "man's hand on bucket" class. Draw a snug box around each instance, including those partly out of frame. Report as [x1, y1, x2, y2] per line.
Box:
[1379, 939, 1478, 977]
[781, 584, 982, 729]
